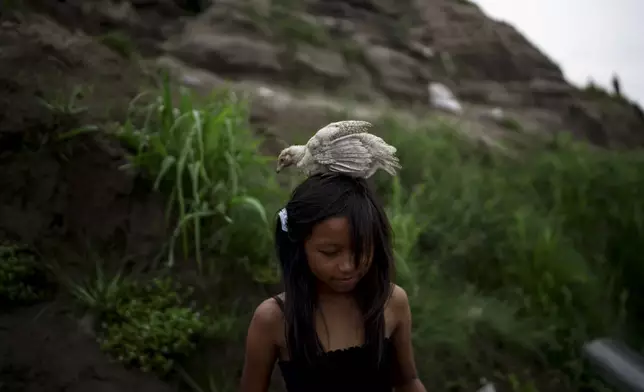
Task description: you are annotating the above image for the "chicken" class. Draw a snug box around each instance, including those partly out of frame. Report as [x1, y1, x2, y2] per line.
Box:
[275, 120, 401, 178]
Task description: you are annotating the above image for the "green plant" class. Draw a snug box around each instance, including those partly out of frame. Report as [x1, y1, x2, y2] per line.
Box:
[66, 260, 126, 318]
[386, 176, 426, 295]
[32, 84, 100, 155]
[0, 241, 49, 304]
[117, 74, 278, 276]
[370, 113, 638, 389]
[72, 272, 219, 375]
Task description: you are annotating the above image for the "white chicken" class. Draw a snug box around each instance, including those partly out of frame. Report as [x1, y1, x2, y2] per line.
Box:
[275, 120, 401, 179]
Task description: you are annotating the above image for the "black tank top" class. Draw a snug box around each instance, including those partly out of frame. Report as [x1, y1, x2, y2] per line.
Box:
[273, 296, 402, 392]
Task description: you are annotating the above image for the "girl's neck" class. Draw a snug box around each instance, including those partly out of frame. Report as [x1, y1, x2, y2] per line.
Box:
[316, 283, 354, 303]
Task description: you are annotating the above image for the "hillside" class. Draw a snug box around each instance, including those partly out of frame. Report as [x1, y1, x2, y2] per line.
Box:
[2, 1, 644, 392]
[22, 0, 644, 147]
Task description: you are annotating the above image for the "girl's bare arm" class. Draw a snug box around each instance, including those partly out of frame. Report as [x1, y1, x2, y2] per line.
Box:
[239, 299, 281, 392]
[391, 285, 428, 392]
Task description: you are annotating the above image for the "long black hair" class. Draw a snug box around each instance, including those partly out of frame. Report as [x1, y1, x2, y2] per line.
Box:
[274, 173, 395, 366]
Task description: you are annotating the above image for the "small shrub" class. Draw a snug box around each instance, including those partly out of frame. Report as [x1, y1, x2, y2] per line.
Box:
[98, 277, 214, 374]
[71, 271, 218, 375]
[0, 241, 49, 305]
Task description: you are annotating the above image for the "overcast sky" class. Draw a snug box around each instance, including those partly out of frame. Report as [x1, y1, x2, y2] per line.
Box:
[472, 0, 644, 105]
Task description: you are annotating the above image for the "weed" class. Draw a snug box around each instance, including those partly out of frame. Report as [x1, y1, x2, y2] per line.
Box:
[34, 84, 100, 157]
[63, 259, 126, 318]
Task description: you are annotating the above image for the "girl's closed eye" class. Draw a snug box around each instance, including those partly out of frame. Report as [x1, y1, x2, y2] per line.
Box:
[318, 247, 341, 257]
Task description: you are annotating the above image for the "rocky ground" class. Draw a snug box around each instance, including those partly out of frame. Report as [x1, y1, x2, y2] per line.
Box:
[1, 0, 643, 390]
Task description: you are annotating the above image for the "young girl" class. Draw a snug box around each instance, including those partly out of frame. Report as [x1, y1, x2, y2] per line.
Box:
[239, 173, 427, 392]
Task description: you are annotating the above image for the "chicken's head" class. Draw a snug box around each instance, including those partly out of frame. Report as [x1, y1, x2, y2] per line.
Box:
[276, 147, 297, 172]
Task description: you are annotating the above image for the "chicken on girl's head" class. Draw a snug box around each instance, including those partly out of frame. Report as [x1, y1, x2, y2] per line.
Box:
[275, 120, 401, 178]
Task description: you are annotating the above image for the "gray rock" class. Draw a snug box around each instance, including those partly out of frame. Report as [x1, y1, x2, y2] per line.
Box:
[294, 44, 350, 80]
[167, 33, 282, 75]
[364, 45, 428, 100]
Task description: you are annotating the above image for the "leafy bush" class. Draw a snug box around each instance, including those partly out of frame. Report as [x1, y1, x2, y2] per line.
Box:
[97, 277, 216, 374]
[70, 269, 221, 375]
[0, 241, 49, 305]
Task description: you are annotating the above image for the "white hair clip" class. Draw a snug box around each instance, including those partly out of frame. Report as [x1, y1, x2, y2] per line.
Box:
[278, 208, 288, 232]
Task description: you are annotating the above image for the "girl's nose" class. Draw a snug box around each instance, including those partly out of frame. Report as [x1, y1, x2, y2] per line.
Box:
[338, 256, 356, 273]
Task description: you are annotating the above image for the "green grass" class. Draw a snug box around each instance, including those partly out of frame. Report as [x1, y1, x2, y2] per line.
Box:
[116, 73, 284, 279]
[371, 115, 640, 390]
[52, 78, 644, 391]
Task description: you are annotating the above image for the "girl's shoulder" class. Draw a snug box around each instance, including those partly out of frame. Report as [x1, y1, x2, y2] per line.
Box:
[388, 284, 409, 305]
[386, 284, 411, 322]
[254, 293, 285, 319]
[249, 294, 285, 339]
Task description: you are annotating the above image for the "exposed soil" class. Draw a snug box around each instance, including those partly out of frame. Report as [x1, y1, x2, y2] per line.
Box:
[0, 11, 168, 260]
[0, 11, 175, 392]
[0, 304, 175, 392]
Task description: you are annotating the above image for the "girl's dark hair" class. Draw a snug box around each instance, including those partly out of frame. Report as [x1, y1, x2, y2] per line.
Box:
[274, 173, 395, 366]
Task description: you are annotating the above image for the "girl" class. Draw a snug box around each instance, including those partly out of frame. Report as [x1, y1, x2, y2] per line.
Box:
[240, 173, 427, 392]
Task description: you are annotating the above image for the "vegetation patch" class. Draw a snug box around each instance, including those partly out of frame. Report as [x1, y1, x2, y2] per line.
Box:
[371, 115, 639, 390]
[68, 264, 222, 375]
[0, 241, 50, 306]
[117, 75, 284, 280]
[106, 82, 644, 389]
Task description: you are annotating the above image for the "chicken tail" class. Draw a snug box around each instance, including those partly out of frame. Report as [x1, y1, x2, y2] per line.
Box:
[380, 154, 402, 176]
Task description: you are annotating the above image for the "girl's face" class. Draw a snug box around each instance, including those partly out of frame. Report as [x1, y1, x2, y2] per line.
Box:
[304, 216, 373, 293]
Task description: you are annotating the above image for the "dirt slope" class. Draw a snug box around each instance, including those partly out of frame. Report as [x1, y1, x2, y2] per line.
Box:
[0, 12, 174, 391]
